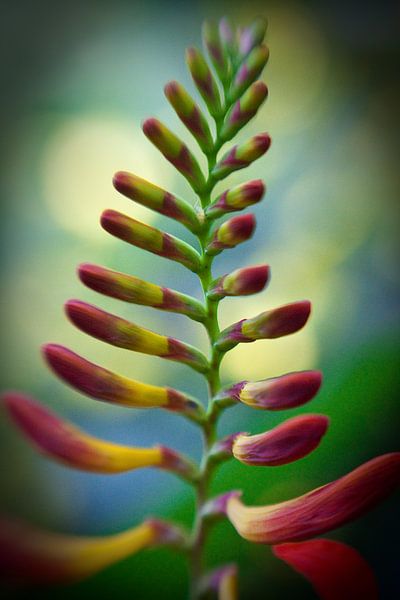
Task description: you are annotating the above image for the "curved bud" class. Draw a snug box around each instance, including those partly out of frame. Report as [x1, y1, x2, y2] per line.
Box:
[206, 179, 265, 219]
[65, 300, 209, 373]
[164, 81, 214, 154]
[212, 133, 271, 181]
[226, 453, 400, 544]
[273, 539, 379, 600]
[215, 301, 311, 352]
[200, 564, 238, 600]
[0, 517, 184, 584]
[229, 44, 269, 102]
[218, 371, 323, 410]
[202, 20, 230, 83]
[219, 17, 236, 60]
[208, 265, 270, 299]
[186, 47, 222, 118]
[238, 17, 268, 58]
[220, 82, 268, 141]
[78, 263, 206, 322]
[142, 118, 206, 192]
[206, 214, 256, 256]
[2, 393, 198, 479]
[113, 171, 202, 233]
[101, 209, 201, 273]
[43, 345, 204, 420]
[232, 415, 329, 466]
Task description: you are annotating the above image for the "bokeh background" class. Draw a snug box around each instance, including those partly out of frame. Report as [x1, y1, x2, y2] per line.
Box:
[1, 0, 399, 598]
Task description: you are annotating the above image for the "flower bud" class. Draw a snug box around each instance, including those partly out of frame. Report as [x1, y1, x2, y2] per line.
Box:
[215, 301, 311, 352]
[219, 17, 236, 59]
[229, 44, 269, 102]
[238, 17, 268, 58]
[212, 133, 271, 181]
[65, 300, 209, 373]
[101, 209, 201, 273]
[186, 47, 222, 118]
[200, 564, 238, 599]
[208, 265, 270, 299]
[232, 415, 329, 466]
[113, 170, 202, 232]
[206, 214, 256, 256]
[164, 81, 214, 154]
[226, 453, 400, 544]
[206, 179, 265, 219]
[202, 20, 230, 83]
[220, 82, 268, 141]
[142, 118, 206, 192]
[78, 263, 206, 322]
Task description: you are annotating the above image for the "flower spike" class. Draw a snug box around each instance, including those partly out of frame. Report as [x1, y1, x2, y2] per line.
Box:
[65, 300, 209, 373]
[43, 345, 204, 419]
[3, 393, 198, 479]
[206, 179, 265, 219]
[232, 415, 329, 466]
[273, 539, 379, 600]
[228, 44, 269, 103]
[217, 371, 323, 410]
[206, 214, 256, 256]
[212, 133, 271, 181]
[220, 82, 268, 142]
[101, 209, 201, 273]
[186, 47, 222, 118]
[142, 118, 206, 192]
[208, 265, 270, 299]
[113, 171, 202, 233]
[78, 263, 206, 322]
[0, 517, 185, 585]
[215, 301, 311, 352]
[226, 453, 400, 544]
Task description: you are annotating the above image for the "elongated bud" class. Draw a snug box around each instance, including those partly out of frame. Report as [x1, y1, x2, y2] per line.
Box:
[206, 179, 265, 219]
[220, 82, 268, 141]
[0, 517, 184, 584]
[226, 453, 400, 544]
[215, 300, 311, 352]
[200, 564, 238, 600]
[219, 17, 236, 59]
[101, 209, 201, 273]
[113, 171, 202, 232]
[208, 433, 240, 465]
[212, 133, 271, 181]
[65, 300, 209, 373]
[218, 371, 323, 410]
[238, 17, 268, 58]
[78, 263, 206, 322]
[208, 265, 270, 299]
[229, 44, 269, 102]
[164, 81, 214, 154]
[2, 393, 198, 480]
[206, 214, 255, 256]
[273, 539, 379, 600]
[232, 415, 329, 466]
[186, 47, 222, 118]
[202, 20, 230, 83]
[43, 344, 204, 420]
[142, 118, 206, 192]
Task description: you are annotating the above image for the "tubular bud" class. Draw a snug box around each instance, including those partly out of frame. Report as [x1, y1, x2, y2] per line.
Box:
[164, 81, 214, 154]
[232, 415, 329, 466]
[202, 20, 230, 84]
[201, 564, 238, 600]
[206, 214, 256, 256]
[215, 300, 311, 352]
[65, 300, 209, 373]
[101, 209, 201, 273]
[186, 47, 222, 118]
[238, 17, 268, 58]
[229, 44, 270, 102]
[2, 393, 197, 479]
[78, 263, 206, 322]
[212, 133, 271, 181]
[220, 82, 268, 141]
[142, 118, 206, 192]
[226, 453, 400, 544]
[206, 179, 265, 219]
[219, 17, 236, 60]
[113, 171, 202, 232]
[43, 344, 204, 419]
[0, 517, 184, 584]
[273, 539, 379, 600]
[208, 264, 270, 299]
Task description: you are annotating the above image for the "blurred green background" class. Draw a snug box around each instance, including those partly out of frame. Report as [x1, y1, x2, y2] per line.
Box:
[1, 0, 399, 598]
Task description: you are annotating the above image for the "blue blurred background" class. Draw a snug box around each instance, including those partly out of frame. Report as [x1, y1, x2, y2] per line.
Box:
[1, 0, 399, 598]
